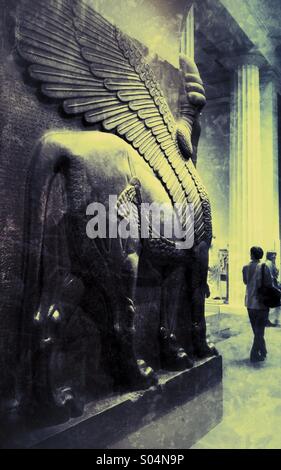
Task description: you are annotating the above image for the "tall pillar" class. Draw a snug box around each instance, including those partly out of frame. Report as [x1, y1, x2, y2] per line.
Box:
[260, 71, 280, 259]
[180, 4, 194, 60]
[229, 57, 264, 306]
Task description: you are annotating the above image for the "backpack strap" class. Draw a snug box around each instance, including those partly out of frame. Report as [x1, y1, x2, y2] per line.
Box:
[261, 263, 265, 287]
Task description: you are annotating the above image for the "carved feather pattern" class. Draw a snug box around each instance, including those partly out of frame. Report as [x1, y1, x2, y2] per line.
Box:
[16, 0, 212, 245]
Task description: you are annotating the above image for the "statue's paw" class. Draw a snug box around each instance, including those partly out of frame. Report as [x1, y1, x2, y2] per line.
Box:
[160, 329, 193, 371]
[161, 347, 194, 371]
[194, 342, 219, 359]
[116, 364, 157, 393]
[55, 386, 84, 418]
[131, 359, 158, 390]
[126, 359, 158, 391]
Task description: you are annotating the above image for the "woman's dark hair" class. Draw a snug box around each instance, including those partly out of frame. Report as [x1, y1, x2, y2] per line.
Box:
[250, 246, 264, 260]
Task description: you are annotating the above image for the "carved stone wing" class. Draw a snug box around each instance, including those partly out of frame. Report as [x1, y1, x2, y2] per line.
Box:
[16, 0, 211, 245]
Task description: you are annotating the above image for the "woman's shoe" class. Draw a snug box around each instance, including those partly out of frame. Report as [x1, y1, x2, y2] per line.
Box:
[265, 320, 277, 327]
[250, 352, 265, 362]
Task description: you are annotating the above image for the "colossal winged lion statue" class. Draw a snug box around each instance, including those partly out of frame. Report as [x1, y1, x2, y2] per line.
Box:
[16, 0, 218, 417]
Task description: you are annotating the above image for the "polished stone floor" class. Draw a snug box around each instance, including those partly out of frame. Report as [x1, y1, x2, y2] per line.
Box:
[108, 313, 281, 449]
[192, 316, 281, 449]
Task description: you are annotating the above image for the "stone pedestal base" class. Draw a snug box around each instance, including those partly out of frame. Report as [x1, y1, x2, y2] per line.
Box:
[1, 356, 222, 449]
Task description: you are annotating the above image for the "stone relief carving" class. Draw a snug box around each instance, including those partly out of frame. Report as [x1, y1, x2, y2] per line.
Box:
[15, 0, 218, 419]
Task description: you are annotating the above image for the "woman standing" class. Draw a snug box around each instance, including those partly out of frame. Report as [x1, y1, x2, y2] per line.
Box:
[242, 247, 272, 362]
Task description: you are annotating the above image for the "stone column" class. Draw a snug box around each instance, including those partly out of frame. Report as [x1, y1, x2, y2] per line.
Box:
[260, 70, 280, 259]
[180, 4, 194, 60]
[229, 56, 264, 306]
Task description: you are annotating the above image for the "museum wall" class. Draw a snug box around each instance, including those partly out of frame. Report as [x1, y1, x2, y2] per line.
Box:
[198, 102, 230, 249]
[92, 0, 190, 69]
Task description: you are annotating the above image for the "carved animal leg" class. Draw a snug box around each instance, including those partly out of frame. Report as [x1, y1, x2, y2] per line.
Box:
[110, 237, 157, 390]
[32, 264, 87, 419]
[21, 169, 87, 419]
[190, 241, 218, 358]
[159, 265, 193, 370]
[64, 173, 156, 392]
